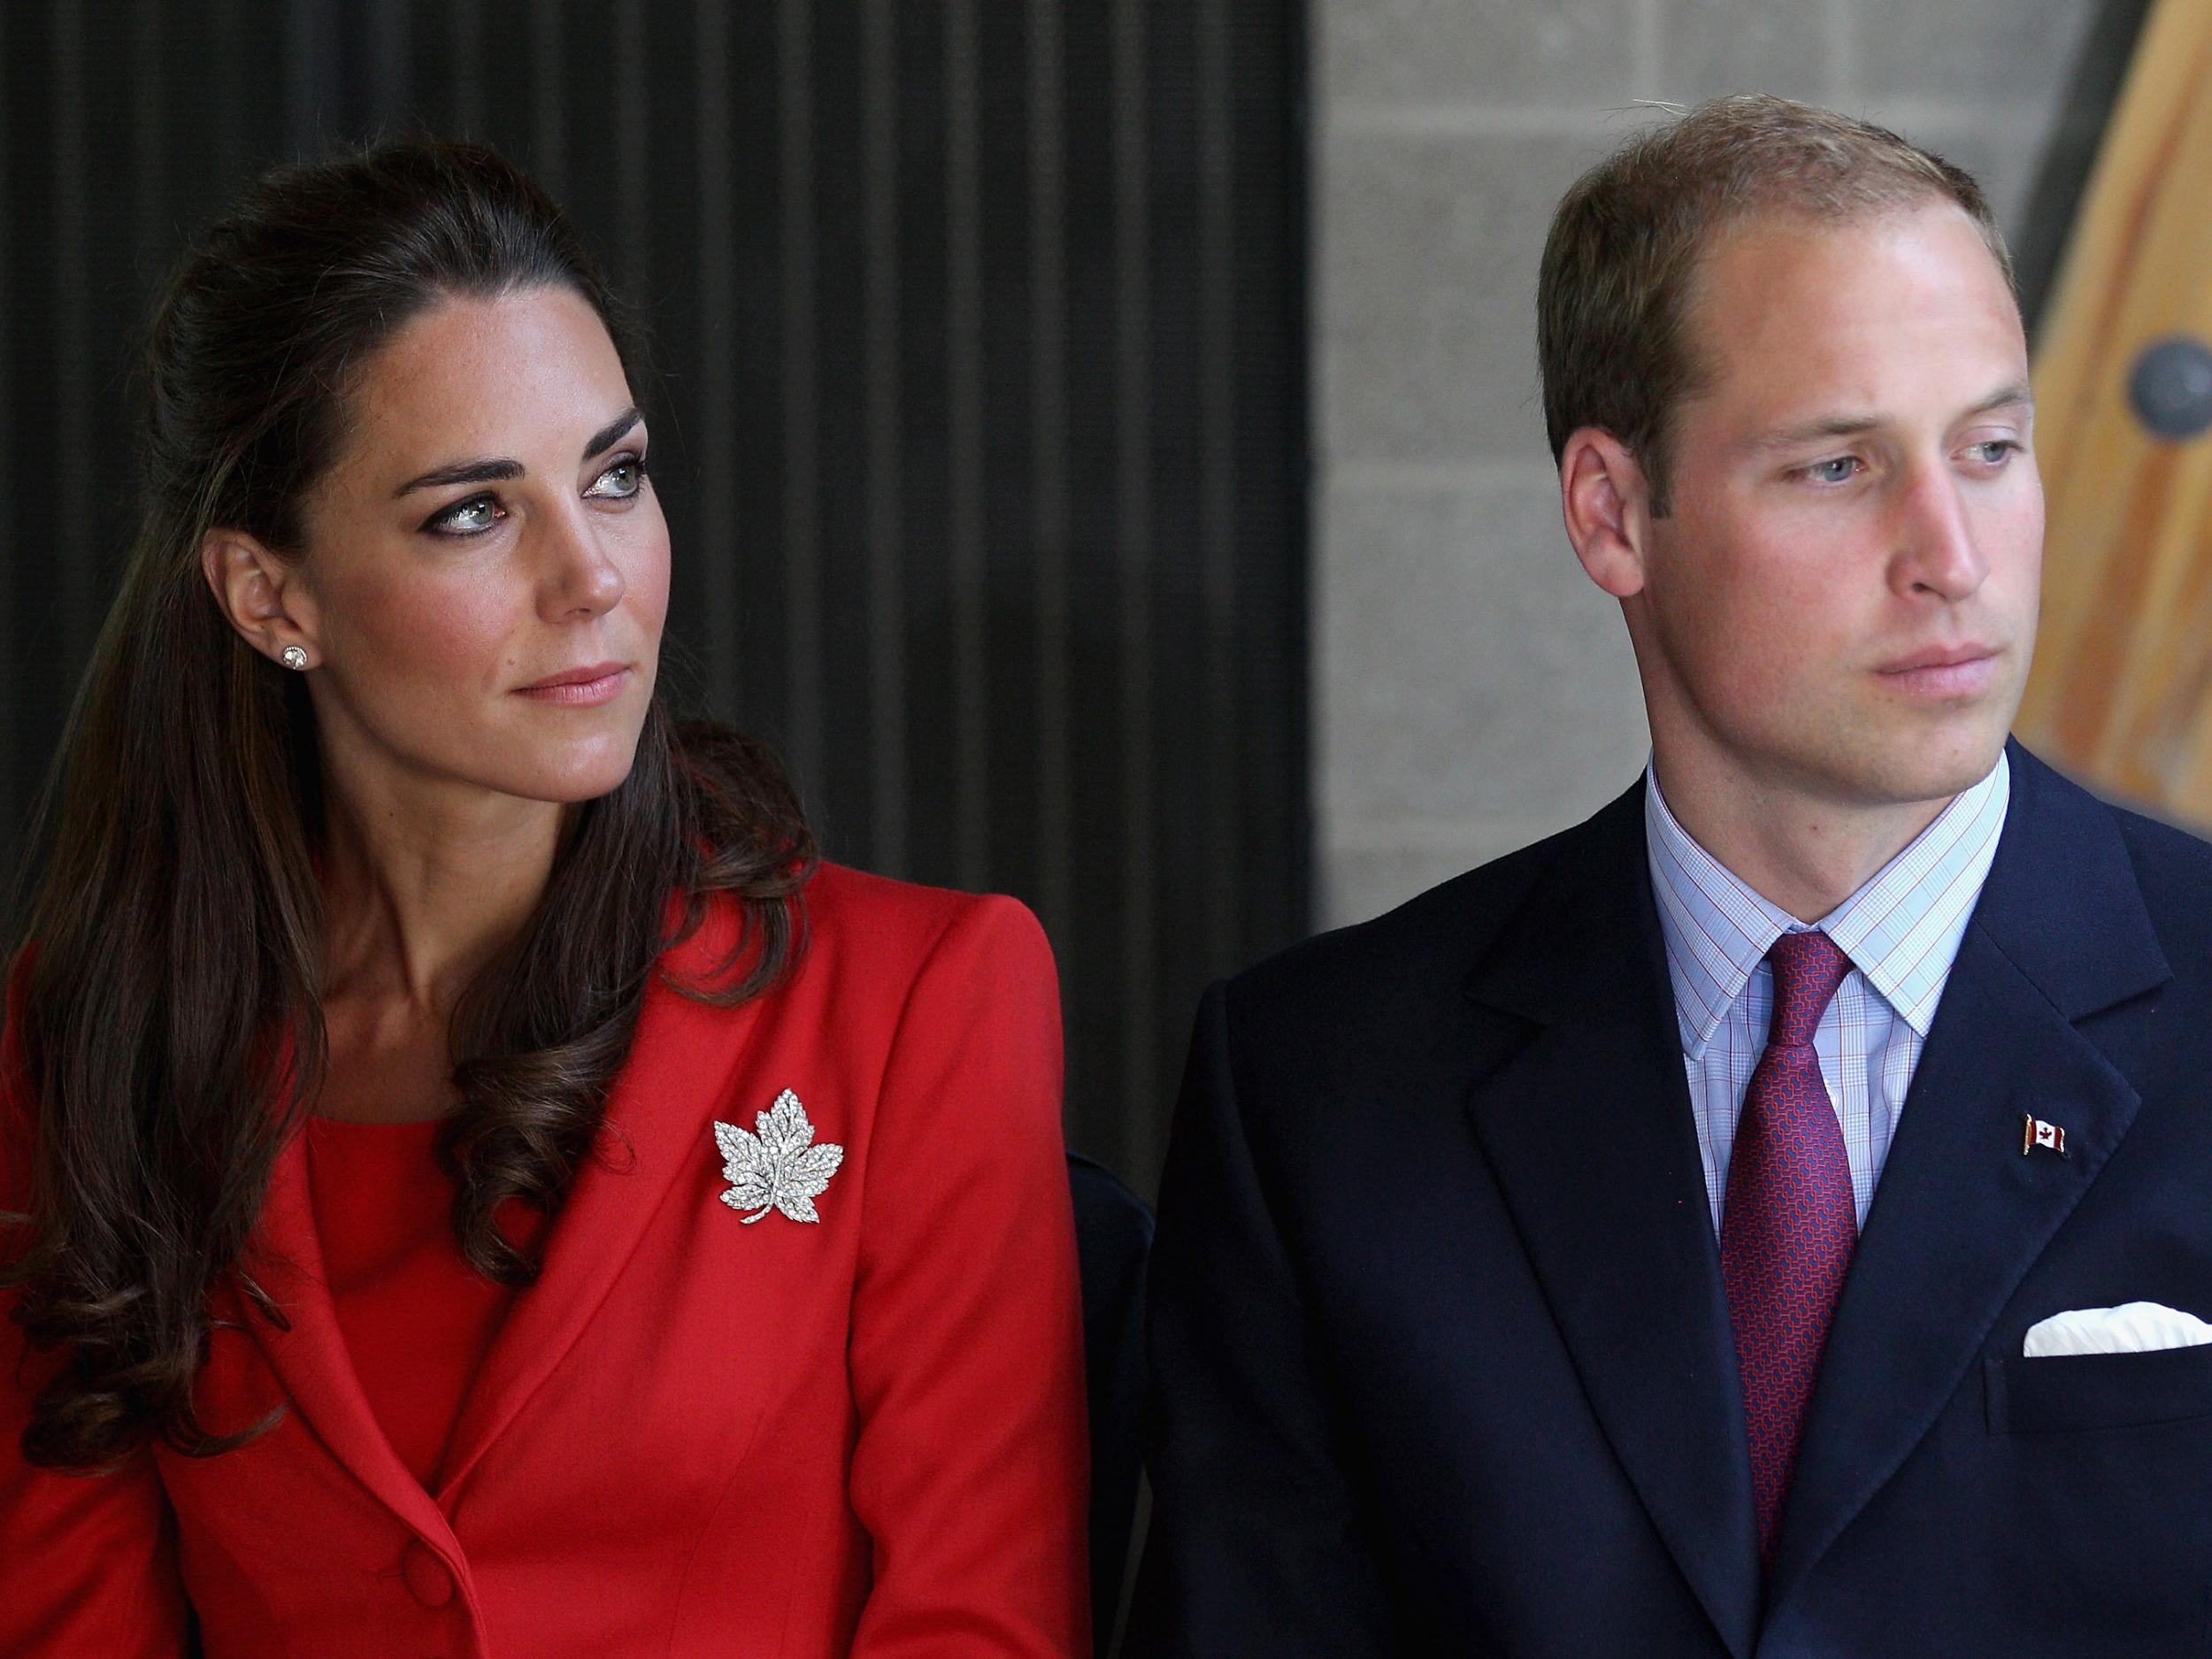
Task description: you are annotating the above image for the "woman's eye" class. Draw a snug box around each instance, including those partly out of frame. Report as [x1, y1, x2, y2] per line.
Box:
[1802, 456, 1862, 485]
[427, 494, 504, 535]
[586, 454, 647, 500]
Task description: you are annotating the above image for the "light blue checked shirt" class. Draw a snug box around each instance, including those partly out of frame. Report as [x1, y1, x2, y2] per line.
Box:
[1644, 752, 2011, 1233]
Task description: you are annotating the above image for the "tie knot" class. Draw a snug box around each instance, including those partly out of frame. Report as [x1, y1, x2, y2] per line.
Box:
[1764, 930, 1852, 1049]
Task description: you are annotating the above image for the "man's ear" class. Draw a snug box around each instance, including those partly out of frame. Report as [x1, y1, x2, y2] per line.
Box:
[1559, 427, 1655, 600]
[200, 530, 320, 671]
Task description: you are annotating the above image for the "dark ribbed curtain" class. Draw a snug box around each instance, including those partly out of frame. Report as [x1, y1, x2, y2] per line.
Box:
[0, 0, 1307, 1189]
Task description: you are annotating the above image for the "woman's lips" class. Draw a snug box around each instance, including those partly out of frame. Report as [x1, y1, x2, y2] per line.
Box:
[513, 666, 631, 706]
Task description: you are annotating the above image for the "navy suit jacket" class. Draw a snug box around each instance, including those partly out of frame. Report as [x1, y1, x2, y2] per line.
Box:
[1131, 742, 2212, 1657]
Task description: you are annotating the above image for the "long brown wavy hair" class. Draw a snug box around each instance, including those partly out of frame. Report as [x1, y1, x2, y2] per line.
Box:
[0, 138, 815, 1472]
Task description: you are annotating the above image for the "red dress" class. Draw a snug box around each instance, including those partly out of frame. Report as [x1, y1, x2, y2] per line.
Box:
[303, 1115, 532, 1491]
[0, 865, 1091, 1657]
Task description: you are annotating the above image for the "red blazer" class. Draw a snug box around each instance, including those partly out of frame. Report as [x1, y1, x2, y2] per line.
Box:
[0, 864, 1090, 1657]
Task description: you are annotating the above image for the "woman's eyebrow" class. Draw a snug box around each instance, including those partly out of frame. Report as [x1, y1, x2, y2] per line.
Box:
[394, 456, 521, 497]
[584, 407, 642, 459]
[392, 407, 644, 498]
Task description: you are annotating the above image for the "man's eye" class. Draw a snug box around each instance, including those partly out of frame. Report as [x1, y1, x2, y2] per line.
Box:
[428, 495, 504, 535]
[1802, 457, 1861, 484]
[586, 454, 647, 499]
[1969, 440, 2019, 465]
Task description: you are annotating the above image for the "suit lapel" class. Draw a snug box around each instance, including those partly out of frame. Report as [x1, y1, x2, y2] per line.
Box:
[1765, 745, 2170, 1611]
[240, 1123, 457, 1543]
[434, 901, 764, 1499]
[1464, 781, 1763, 1659]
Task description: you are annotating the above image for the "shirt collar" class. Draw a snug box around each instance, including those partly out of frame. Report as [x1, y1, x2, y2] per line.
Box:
[1644, 751, 2010, 1056]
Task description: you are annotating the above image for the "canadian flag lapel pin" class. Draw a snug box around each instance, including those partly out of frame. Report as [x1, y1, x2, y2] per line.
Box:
[2020, 1113, 2069, 1158]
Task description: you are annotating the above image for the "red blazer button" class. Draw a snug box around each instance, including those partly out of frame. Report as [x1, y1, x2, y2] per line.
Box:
[398, 1540, 455, 1609]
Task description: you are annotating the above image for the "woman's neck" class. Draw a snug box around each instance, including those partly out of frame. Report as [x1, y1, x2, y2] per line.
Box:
[316, 767, 566, 1018]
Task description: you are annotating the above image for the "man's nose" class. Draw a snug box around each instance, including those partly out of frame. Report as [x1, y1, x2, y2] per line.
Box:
[1892, 465, 1988, 603]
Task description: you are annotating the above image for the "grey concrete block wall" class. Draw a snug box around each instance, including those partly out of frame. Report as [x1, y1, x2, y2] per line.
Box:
[1313, 0, 2141, 927]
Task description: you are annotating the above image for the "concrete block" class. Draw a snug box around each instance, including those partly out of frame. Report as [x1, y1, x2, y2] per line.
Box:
[1323, 0, 1633, 110]
[1319, 131, 1620, 464]
[1651, 0, 1832, 106]
[1317, 468, 1650, 831]
[1850, 0, 2101, 109]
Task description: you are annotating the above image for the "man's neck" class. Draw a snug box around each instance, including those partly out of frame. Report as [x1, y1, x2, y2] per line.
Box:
[1649, 748, 1958, 924]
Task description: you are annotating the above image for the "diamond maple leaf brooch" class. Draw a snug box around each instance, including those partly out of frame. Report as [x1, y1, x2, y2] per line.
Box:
[712, 1090, 845, 1225]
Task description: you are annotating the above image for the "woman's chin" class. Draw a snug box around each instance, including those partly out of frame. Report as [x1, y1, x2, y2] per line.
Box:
[465, 738, 645, 807]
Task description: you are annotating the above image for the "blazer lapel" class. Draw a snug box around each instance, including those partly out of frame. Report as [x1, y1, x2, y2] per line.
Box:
[434, 902, 764, 1499]
[1765, 745, 2170, 1611]
[1465, 780, 1763, 1659]
[239, 1125, 457, 1544]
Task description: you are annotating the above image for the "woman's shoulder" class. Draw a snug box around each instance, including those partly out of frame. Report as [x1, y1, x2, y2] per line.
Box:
[660, 866, 1056, 1051]
[800, 866, 1064, 1159]
[800, 862, 1054, 983]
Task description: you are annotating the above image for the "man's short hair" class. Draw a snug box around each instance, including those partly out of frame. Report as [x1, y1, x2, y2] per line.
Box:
[1537, 94, 2015, 515]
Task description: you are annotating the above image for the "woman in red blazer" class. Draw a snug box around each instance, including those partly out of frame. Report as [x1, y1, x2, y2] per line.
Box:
[0, 139, 1087, 1657]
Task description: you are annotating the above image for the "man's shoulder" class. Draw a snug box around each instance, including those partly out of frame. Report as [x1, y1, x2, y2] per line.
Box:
[2102, 792, 2212, 881]
[2077, 779, 2212, 964]
[1219, 803, 1621, 1055]
[2001, 743, 2212, 982]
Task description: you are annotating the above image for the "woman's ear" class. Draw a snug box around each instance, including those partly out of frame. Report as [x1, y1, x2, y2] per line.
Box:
[1559, 427, 1655, 600]
[201, 530, 320, 671]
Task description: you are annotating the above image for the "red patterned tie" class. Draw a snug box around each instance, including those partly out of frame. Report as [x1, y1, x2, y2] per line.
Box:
[1720, 929, 1857, 1564]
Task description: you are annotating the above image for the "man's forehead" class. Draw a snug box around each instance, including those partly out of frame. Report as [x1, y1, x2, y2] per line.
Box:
[1692, 195, 2008, 290]
[1676, 204, 2027, 436]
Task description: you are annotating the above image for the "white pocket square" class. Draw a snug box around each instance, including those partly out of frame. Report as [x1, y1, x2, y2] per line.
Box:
[2022, 1302, 2212, 1358]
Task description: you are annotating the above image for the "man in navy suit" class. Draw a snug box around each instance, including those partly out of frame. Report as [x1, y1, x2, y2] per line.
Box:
[1132, 93, 2212, 1657]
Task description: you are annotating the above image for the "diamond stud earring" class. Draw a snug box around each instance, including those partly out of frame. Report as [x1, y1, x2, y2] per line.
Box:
[280, 645, 310, 671]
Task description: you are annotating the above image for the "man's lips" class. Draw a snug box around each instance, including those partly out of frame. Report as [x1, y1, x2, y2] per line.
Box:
[1878, 643, 1996, 673]
[1875, 644, 1999, 697]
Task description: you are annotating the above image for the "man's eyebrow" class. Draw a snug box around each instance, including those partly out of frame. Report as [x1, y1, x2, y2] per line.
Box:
[1963, 380, 2035, 419]
[1741, 413, 1881, 457]
[1740, 381, 2036, 457]
[391, 407, 645, 498]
